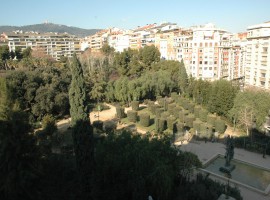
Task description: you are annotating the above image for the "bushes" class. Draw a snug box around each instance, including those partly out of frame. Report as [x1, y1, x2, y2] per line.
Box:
[116, 106, 126, 118]
[199, 109, 208, 122]
[185, 114, 195, 128]
[167, 116, 176, 131]
[127, 110, 138, 123]
[193, 119, 202, 134]
[168, 103, 176, 114]
[139, 113, 150, 127]
[93, 120, 103, 130]
[155, 118, 166, 132]
[215, 118, 226, 133]
[155, 107, 164, 118]
[207, 114, 217, 126]
[131, 101, 139, 111]
[194, 105, 201, 118]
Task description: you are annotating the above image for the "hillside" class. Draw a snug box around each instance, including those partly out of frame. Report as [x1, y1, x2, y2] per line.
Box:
[0, 23, 101, 37]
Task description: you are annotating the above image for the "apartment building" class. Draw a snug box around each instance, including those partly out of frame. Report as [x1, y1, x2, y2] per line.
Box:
[245, 22, 270, 90]
[6, 31, 80, 60]
[174, 23, 228, 80]
[108, 30, 130, 52]
[155, 23, 181, 60]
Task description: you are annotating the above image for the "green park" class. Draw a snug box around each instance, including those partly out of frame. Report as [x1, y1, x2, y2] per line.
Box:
[1, 45, 270, 200]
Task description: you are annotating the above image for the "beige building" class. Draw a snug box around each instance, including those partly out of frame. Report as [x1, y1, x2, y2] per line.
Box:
[6, 31, 80, 60]
[245, 22, 270, 90]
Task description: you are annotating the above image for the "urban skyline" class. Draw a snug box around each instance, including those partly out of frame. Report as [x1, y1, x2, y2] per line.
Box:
[1, 0, 270, 33]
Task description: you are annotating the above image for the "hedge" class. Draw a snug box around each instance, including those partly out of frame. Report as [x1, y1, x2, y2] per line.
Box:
[131, 101, 140, 111]
[116, 106, 126, 119]
[215, 118, 226, 133]
[199, 109, 208, 122]
[167, 116, 176, 131]
[127, 110, 138, 123]
[139, 113, 150, 127]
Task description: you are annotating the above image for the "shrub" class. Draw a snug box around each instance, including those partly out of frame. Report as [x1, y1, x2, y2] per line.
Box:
[93, 120, 103, 130]
[182, 99, 189, 110]
[155, 117, 166, 132]
[167, 116, 176, 131]
[193, 119, 202, 134]
[103, 121, 117, 133]
[194, 105, 201, 118]
[186, 114, 195, 128]
[199, 109, 208, 122]
[173, 106, 182, 119]
[187, 102, 195, 113]
[168, 103, 176, 115]
[127, 110, 138, 123]
[161, 111, 170, 119]
[170, 92, 178, 100]
[176, 121, 185, 133]
[155, 107, 164, 118]
[179, 109, 189, 123]
[148, 103, 156, 114]
[116, 106, 126, 118]
[131, 101, 139, 111]
[199, 123, 213, 139]
[139, 113, 150, 127]
[207, 114, 217, 126]
[215, 118, 226, 133]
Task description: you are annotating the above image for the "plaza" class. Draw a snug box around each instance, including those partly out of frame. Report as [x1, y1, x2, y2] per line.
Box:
[178, 140, 270, 200]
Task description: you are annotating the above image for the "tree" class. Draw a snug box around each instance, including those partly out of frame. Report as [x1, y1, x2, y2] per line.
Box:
[68, 54, 94, 199]
[101, 43, 115, 56]
[15, 46, 23, 60]
[0, 45, 10, 61]
[93, 131, 201, 200]
[139, 45, 160, 69]
[10, 50, 15, 59]
[208, 80, 238, 116]
[0, 45, 10, 69]
[0, 83, 41, 199]
[22, 47, 32, 59]
[178, 59, 188, 95]
[41, 114, 57, 137]
[229, 89, 270, 133]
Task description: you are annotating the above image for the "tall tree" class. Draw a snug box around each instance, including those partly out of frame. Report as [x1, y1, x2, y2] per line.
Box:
[139, 45, 160, 69]
[0, 79, 41, 199]
[68, 54, 94, 199]
[178, 59, 188, 95]
[208, 79, 238, 116]
[22, 47, 32, 59]
[15, 46, 23, 60]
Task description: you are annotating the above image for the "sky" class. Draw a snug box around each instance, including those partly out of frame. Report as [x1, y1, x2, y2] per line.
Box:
[1, 0, 270, 33]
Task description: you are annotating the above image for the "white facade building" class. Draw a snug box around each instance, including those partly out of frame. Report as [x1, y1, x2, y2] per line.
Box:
[245, 22, 270, 90]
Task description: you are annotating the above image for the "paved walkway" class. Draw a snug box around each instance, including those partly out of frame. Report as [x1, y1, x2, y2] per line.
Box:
[178, 140, 270, 200]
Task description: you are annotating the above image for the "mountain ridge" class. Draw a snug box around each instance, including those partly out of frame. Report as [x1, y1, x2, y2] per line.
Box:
[0, 23, 101, 37]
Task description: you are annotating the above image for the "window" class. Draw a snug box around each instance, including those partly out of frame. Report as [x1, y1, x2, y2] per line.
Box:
[214, 61, 217, 64]
[204, 61, 208, 64]
[199, 61, 202, 64]
[193, 61, 195, 64]
[204, 67, 207, 70]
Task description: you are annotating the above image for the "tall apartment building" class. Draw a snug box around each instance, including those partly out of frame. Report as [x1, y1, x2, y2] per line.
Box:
[5, 32, 80, 60]
[108, 30, 130, 52]
[245, 22, 270, 90]
[174, 23, 228, 80]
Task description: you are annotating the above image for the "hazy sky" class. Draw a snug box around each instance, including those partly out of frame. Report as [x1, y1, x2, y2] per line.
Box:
[1, 0, 270, 33]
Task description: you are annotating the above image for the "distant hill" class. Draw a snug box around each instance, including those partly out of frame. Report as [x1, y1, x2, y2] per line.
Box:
[0, 23, 101, 37]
